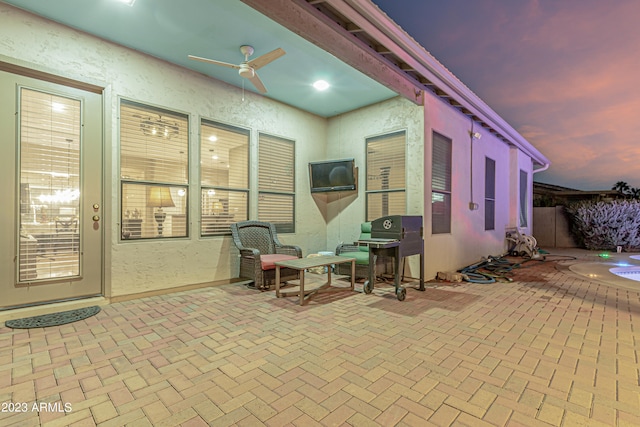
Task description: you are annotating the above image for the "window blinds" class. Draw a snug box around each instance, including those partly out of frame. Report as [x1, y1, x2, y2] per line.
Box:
[120, 100, 189, 239]
[519, 170, 528, 227]
[432, 132, 452, 234]
[120, 101, 188, 185]
[431, 132, 452, 192]
[258, 134, 295, 233]
[485, 157, 496, 231]
[366, 131, 406, 221]
[200, 120, 249, 236]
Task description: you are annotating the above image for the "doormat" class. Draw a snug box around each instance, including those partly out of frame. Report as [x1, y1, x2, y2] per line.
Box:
[5, 306, 101, 329]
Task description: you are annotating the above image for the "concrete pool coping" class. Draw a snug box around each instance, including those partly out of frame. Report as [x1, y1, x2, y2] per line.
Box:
[547, 249, 640, 292]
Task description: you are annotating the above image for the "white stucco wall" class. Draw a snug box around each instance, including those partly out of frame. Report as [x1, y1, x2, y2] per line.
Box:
[423, 90, 517, 277]
[322, 90, 536, 281]
[509, 147, 534, 235]
[323, 97, 424, 253]
[0, 4, 328, 297]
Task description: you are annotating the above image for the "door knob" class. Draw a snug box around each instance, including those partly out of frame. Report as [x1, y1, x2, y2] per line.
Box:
[92, 215, 100, 221]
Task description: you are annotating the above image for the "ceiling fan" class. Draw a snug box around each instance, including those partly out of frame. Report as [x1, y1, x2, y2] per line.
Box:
[188, 45, 286, 93]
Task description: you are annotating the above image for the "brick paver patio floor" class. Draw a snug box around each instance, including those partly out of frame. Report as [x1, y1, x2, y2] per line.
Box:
[1, 253, 639, 426]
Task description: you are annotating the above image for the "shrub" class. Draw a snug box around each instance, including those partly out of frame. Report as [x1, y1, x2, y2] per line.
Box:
[565, 200, 640, 250]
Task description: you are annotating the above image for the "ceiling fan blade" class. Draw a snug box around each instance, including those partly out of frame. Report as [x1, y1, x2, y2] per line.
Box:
[247, 48, 286, 70]
[188, 55, 240, 69]
[248, 72, 267, 93]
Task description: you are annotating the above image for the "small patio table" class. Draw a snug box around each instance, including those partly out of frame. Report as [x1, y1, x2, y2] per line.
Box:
[274, 255, 356, 305]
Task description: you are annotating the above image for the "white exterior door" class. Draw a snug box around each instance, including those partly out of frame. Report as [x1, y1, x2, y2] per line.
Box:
[0, 71, 103, 309]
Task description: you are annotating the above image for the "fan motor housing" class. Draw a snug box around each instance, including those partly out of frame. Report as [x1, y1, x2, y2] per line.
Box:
[238, 64, 255, 78]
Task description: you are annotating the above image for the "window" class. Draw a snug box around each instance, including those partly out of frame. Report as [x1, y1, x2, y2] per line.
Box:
[120, 100, 189, 239]
[432, 132, 452, 234]
[366, 131, 406, 221]
[201, 120, 249, 236]
[519, 169, 528, 227]
[258, 134, 295, 233]
[485, 157, 496, 231]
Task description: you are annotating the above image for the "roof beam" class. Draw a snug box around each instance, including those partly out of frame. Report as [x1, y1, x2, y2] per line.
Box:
[240, 0, 422, 105]
[373, 44, 391, 54]
[345, 22, 363, 33]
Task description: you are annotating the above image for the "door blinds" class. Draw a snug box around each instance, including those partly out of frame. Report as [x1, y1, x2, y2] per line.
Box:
[18, 88, 82, 281]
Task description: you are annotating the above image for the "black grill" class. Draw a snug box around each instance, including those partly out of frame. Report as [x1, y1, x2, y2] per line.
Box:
[358, 215, 425, 300]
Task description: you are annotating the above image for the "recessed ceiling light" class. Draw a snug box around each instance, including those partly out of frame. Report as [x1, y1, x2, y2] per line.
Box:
[117, 0, 136, 6]
[313, 80, 330, 91]
[209, 136, 218, 142]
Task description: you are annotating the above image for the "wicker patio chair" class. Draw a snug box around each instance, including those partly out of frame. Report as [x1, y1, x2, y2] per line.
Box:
[230, 220, 302, 290]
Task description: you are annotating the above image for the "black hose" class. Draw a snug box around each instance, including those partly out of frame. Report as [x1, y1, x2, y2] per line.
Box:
[458, 255, 521, 283]
[457, 251, 578, 285]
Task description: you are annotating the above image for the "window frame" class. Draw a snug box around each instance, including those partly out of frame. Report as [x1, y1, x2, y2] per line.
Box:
[257, 133, 295, 233]
[519, 169, 528, 227]
[484, 156, 496, 231]
[365, 130, 406, 222]
[431, 131, 452, 234]
[119, 99, 189, 241]
[200, 119, 250, 237]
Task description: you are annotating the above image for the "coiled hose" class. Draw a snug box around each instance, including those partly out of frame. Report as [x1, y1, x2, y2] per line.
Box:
[457, 252, 577, 284]
[458, 255, 521, 284]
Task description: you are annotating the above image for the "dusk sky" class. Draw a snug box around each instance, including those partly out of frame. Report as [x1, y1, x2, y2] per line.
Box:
[372, 0, 640, 191]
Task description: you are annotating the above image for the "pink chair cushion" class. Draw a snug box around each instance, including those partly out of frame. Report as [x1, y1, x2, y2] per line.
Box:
[260, 254, 298, 270]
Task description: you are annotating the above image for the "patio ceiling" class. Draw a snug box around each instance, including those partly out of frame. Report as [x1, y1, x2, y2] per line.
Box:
[0, 0, 397, 118]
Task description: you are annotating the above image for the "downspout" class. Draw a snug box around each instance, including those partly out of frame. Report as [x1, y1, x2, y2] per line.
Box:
[469, 120, 481, 210]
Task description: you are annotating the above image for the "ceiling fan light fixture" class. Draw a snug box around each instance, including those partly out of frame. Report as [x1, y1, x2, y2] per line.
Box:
[239, 65, 255, 79]
[313, 80, 330, 91]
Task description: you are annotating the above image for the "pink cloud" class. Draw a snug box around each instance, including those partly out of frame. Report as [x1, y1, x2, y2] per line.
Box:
[374, 0, 640, 189]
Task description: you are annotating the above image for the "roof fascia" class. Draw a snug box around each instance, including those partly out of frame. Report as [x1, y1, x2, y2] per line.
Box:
[336, 0, 550, 167]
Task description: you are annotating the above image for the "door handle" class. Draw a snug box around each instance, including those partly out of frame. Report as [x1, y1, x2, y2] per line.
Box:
[92, 215, 100, 222]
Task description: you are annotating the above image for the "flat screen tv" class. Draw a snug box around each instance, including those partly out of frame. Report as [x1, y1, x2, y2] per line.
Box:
[309, 158, 356, 193]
